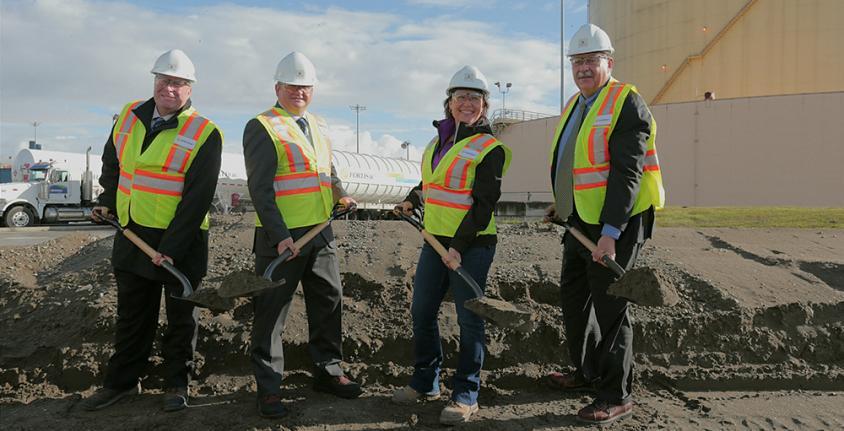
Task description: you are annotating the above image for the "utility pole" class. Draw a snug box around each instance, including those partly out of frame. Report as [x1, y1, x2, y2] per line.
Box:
[561, 0, 565, 112]
[349, 104, 366, 153]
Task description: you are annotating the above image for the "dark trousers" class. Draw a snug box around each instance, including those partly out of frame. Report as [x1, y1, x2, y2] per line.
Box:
[103, 270, 198, 390]
[250, 240, 344, 396]
[560, 212, 645, 405]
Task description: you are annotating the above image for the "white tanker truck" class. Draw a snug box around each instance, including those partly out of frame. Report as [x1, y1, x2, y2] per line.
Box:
[0, 148, 103, 227]
[1, 148, 420, 227]
[215, 151, 421, 218]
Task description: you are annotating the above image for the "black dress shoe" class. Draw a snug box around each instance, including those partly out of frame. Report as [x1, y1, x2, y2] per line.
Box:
[80, 385, 139, 411]
[313, 375, 363, 399]
[258, 394, 289, 418]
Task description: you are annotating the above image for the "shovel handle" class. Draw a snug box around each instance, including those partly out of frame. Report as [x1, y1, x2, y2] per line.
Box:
[555, 220, 626, 278]
[101, 217, 193, 298]
[262, 204, 355, 282]
[396, 211, 484, 298]
[120, 228, 158, 259]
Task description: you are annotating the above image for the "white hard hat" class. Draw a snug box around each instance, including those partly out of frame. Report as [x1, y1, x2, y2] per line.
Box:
[150, 49, 196, 82]
[275, 51, 318, 86]
[568, 24, 614, 56]
[447, 65, 489, 95]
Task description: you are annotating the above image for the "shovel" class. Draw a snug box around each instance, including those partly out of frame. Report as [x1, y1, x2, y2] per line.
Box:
[396, 209, 536, 332]
[551, 218, 679, 307]
[100, 216, 193, 298]
[210, 203, 357, 299]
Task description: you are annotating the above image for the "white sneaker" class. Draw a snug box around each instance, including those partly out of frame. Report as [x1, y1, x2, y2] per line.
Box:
[391, 385, 440, 405]
[439, 400, 479, 425]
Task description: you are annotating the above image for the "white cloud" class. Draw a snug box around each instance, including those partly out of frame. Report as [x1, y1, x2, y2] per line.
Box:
[1, 0, 564, 160]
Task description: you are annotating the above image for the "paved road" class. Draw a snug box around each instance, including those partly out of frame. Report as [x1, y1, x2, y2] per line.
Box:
[0, 225, 114, 248]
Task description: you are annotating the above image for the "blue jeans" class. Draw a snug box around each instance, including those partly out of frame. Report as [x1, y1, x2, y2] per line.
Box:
[409, 243, 496, 406]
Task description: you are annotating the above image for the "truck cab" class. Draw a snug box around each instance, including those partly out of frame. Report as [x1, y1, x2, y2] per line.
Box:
[0, 148, 100, 227]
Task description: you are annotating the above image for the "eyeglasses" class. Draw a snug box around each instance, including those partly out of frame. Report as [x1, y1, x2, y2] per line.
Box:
[283, 85, 313, 94]
[570, 55, 609, 67]
[452, 91, 484, 104]
[155, 76, 192, 88]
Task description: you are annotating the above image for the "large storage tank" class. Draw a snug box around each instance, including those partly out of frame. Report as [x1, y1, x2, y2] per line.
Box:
[12, 149, 102, 183]
[590, 0, 844, 103]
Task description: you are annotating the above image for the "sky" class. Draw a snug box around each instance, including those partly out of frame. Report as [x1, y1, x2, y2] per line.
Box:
[0, 0, 587, 163]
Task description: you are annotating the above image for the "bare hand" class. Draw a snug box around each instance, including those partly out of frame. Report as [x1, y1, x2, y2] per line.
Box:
[443, 247, 462, 270]
[543, 204, 556, 223]
[152, 253, 174, 267]
[338, 196, 357, 210]
[394, 201, 413, 216]
[277, 237, 299, 261]
[91, 206, 110, 222]
[592, 235, 617, 266]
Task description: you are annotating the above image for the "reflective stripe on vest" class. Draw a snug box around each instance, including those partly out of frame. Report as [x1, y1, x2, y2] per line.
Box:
[273, 172, 332, 196]
[260, 109, 310, 173]
[424, 183, 473, 210]
[587, 82, 624, 166]
[132, 168, 184, 197]
[114, 101, 143, 160]
[162, 112, 212, 173]
[444, 134, 498, 189]
[118, 170, 133, 195]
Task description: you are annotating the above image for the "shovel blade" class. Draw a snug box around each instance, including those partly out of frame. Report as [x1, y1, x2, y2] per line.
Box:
[215, 270, 286, 298]
[607, 266, 680, 307]
[464, 297, 537, 333]
[182, 289, 236, 312]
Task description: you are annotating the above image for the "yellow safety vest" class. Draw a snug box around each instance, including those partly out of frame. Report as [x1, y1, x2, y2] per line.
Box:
[549, 79, 665, 224]
[114, 100, 218, 230]
[255, 107, 334, 229]
[422, 132, 512, 237]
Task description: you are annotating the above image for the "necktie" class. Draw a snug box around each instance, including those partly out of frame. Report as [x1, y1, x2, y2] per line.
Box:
[150, 117, 166, 132]
[554, 102, 586, 222]
[296, 117, 313, 146]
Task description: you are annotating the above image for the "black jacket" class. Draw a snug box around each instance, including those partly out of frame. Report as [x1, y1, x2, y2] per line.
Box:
[550, 87, 654, 236]
[242, 107, 348, 257]
[404, 119, 506, 253]
[98, 98, 223, 282]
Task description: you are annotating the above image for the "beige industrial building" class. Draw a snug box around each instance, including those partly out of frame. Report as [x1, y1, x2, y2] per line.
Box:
[498, 0, 844, 208]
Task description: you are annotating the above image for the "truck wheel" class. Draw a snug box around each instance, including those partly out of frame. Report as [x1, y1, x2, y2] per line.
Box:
[4, 206, 35, 227]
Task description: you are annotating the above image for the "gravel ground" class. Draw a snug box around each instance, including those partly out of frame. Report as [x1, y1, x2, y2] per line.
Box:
[1, 215, 842, 430]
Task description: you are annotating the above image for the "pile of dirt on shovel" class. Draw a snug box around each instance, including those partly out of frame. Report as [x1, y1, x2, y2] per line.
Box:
[1, 216, 842, 430]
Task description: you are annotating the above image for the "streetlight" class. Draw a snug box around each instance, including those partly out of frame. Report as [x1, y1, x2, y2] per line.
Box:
[400, 141, 411, 160]
[494, 81, 512, 116]
[349, 104, 366, 153]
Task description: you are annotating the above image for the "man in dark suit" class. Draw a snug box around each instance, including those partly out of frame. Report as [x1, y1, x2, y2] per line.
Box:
[242, 51, 362, 419]
[545, 24, 665, 425]
[83, 49, 222, 413]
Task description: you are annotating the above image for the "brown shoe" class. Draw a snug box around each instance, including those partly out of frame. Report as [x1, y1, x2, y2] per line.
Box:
[576, 399, 634, 424]
[545, 371, 589, 391]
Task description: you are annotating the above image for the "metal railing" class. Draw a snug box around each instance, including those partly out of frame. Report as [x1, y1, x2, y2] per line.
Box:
[489, 108, 556, 124]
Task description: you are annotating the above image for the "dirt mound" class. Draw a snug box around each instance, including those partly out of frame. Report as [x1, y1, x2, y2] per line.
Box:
[1, 217, 843, 430]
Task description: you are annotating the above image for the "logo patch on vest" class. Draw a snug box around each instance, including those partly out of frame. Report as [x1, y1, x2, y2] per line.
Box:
[174, 135, 197, 150]
[594, 114, 612, 127]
